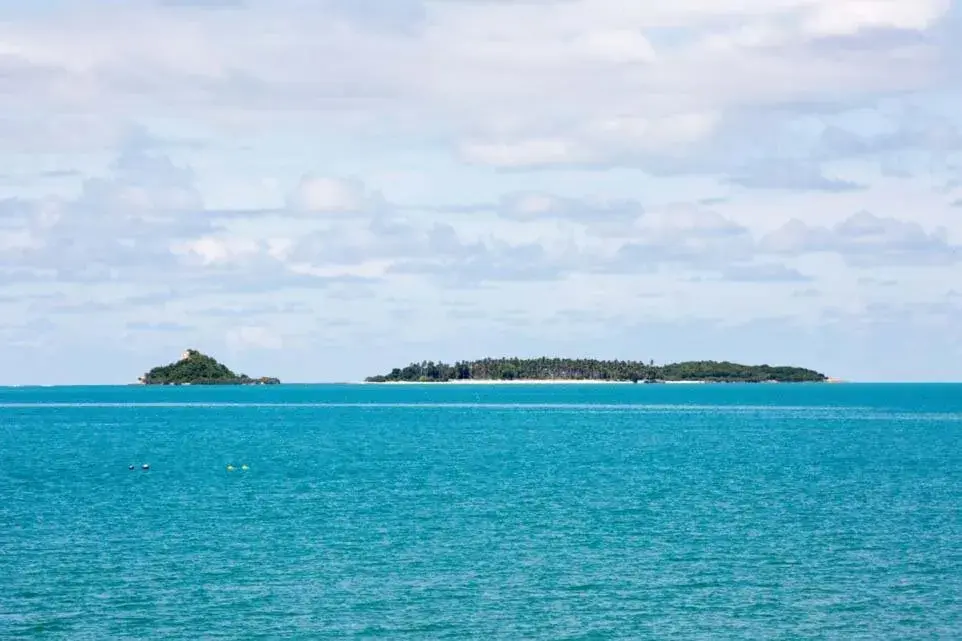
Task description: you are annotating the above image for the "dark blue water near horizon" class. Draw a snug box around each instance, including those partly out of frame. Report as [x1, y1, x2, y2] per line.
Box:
[2, 383, 961, 639]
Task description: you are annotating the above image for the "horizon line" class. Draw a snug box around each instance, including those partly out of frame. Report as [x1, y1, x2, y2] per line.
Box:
[4, 380, 962, 388]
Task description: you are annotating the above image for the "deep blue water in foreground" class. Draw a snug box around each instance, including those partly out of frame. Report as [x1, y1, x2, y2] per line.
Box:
[1, 383, 961, 639]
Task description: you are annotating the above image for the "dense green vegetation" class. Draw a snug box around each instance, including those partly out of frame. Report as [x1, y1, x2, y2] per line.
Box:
[365, 357, 827, 383]
[139, 350, 280, 385]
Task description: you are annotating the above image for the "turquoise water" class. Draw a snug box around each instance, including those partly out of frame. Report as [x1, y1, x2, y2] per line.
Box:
[1, 383, 961, 639]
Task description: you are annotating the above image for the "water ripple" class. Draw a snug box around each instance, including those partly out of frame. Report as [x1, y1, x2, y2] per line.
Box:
[1, 385, 960, 638]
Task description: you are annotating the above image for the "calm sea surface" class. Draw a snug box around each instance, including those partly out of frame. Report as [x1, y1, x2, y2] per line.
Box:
[1, 383, 961, 639]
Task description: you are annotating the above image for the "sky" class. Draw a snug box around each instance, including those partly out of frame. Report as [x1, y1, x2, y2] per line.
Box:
[1, 0, 961, 384]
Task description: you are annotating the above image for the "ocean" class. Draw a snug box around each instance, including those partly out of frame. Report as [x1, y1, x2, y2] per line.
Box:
[1, 383, 960, 639]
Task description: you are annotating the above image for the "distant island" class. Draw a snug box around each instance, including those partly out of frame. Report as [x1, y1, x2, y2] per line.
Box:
[138, 349, 280, 386]
[365, 358, 829, 383]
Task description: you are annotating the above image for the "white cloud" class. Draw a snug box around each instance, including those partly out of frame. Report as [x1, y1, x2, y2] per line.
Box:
[460, 139, 579, 168]
[171, 236, 262, 266]
[226, 325, 283, 351]
[587, 113, 720, 149]
[572, 29, 657, 64]
[0, 0, 951, 169]
[804, 0, 951, 37]
[0, 227, 41, 252]
[508, 193, 559, 219]
[1, 0, 962, 382]
[289, 175, 369, 213]
[759, 211, 960, 265]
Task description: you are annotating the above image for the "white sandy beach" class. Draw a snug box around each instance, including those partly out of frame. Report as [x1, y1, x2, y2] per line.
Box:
[358, 379, 709, 385]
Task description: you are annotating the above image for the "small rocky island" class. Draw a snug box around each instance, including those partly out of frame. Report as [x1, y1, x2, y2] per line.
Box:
[138, 349, 280, 386]
[365, 358, 829, 383]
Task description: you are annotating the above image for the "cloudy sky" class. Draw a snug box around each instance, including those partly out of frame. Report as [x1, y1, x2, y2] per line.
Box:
[1, 0, 961, 384]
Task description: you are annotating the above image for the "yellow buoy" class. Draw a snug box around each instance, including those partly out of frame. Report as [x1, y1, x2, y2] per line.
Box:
[226, 464, 235, 472]
[241, 465, 249, 471]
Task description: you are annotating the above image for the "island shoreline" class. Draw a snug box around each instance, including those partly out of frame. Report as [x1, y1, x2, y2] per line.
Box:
[138, 349, 280, 386]
[364, 358, 830, 384]
[357, 379, 806, 385]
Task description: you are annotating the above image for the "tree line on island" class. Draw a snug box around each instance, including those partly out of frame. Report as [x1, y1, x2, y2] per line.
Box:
[136, 350, 827, 385]
[139, 350, 280, 385]
[365, 357, 828, 383]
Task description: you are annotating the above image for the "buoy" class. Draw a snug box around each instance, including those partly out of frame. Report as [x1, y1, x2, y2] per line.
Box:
[241, 464, 249, 471]
[128, 465, 135, 470]
[226, 465, 235, 472]
[142, 464, 150, 471]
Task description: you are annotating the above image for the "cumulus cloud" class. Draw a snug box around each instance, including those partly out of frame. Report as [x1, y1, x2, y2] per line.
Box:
[288, 175, 373, 214]
[803, 0, 950, 37]
[0, 143, 377, 296]
[171, 236, 262, 266]
[728, 160, 864, 192]
[0, 146, 211, 282]
[0, 0, 952, 171]
[760, 211, 960, 266]
[389, 240, 579, 286]
[718, 264, 813, 283]
[459, 112, 722, 169]
[497, 192, 643, 226]
[226, 326, 283, 350]
[603, 205, 754, 272]
[817, 116, 962, 160]
[2, 0, 962, 382]
[460, 139, 580, 169]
